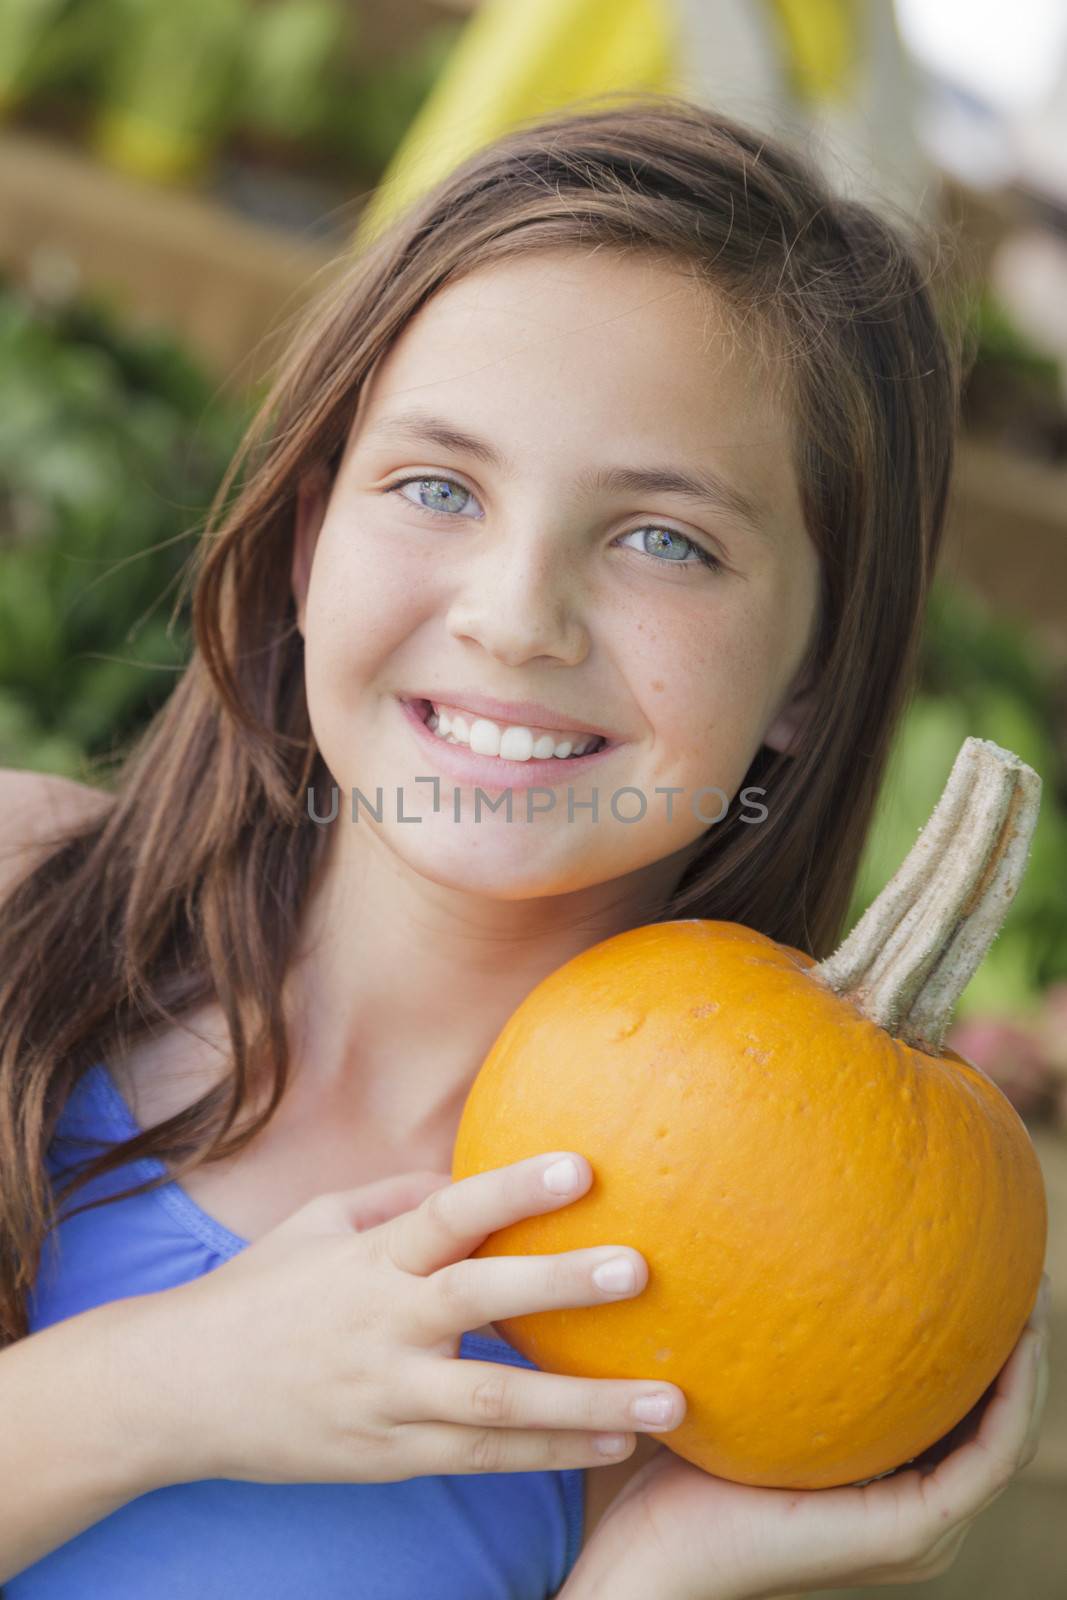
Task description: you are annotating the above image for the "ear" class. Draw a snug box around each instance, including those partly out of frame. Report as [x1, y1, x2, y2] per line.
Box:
[763, 667, 819, 756]
[291, 468, 331, 639]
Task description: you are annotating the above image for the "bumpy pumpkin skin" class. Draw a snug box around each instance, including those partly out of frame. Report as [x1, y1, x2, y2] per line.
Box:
[451, 919, 1048, 1489]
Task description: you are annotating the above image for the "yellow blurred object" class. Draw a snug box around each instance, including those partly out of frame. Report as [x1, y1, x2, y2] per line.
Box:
[88, 0, 245, 188]
[92, 108, 211, 186]
[353, 0, 684, 251]
[768, 0, 856, 104]
[353, 0, 862, 252]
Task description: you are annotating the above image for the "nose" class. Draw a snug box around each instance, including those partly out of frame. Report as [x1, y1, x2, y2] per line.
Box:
[444, 526, 589, 668]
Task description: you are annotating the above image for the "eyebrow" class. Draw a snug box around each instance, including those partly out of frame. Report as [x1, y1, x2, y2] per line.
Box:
[361, 408, 771, 541]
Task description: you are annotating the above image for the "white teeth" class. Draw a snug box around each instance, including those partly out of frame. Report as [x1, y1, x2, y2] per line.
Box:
[469, 718, 502, 757]
[499, 726, 534, 761]
[421, 701, 603, 762]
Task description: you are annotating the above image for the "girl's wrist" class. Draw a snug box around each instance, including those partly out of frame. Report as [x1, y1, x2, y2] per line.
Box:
[557, 1516, 749, 1600]
[97, 1286, 215, 1492]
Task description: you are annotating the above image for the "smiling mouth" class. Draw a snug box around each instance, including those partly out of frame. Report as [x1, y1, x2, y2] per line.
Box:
[407, 698, 611, 761]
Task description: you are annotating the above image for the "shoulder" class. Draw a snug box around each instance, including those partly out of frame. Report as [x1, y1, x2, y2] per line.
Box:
[579, 1433, 662, 1554]
[0, 766, 109, 900]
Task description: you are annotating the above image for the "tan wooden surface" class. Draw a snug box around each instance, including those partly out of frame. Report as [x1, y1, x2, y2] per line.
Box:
[0, 127, 341, 389]
[939, 439, 1067, 668]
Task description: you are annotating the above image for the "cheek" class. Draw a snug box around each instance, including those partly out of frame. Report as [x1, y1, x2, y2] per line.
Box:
[628, 604, 769, 753]
[303, 517, 436, 687]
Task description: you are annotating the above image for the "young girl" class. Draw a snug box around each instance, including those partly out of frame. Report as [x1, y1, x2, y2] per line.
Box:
[0, 95, 1050, 1599]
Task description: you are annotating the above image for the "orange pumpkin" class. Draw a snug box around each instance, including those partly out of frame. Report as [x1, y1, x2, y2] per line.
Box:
[452, 738, 1048, 1489]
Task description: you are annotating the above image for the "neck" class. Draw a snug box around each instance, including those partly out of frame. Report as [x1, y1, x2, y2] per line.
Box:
[278, 820, 703, 1143]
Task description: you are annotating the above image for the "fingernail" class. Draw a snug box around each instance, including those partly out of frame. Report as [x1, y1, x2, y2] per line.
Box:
[543, 1157, 582, 1194]
[632, 1393, 675, 1425]
[594, 1433, 631, 1455]
[593, 1256, 637, 1293]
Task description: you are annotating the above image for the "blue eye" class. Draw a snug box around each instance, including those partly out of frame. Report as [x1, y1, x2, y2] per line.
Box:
[385, 474, 724, 576]
[392, 476, 476, 517]
[615, 525, 723, 574]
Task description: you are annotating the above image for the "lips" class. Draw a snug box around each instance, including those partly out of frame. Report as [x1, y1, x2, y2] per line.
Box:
[397, 694, 618, 792]
[399, 689, 621, 742]
[411, 698, 608, 753]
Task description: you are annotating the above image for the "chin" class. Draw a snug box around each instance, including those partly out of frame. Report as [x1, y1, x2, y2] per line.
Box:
[391, 831, 594, 899]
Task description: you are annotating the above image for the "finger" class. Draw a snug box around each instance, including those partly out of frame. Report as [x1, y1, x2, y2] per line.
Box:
[401, 1355, 686, 1437]
[394, 1418, 638, 1477]
[1019, 1273, 1050, 1340]
[920, 1318, 1046, 1528]
[1019, 1339, 1051, 1467]
[413, 1241, 649, 1347]
[1026, 1272, 1052, 1333]
[385, 1152, 594, 1277]
[334, 1171, 454, 1233]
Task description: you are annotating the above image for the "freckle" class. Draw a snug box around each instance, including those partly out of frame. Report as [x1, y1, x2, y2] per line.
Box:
[650, 680, 664, 692]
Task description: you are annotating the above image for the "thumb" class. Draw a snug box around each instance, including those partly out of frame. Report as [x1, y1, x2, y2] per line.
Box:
[336, 1169, 453, 1234]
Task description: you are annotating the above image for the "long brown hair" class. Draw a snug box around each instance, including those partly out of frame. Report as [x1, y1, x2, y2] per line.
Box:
[0, 94, 963, 1345]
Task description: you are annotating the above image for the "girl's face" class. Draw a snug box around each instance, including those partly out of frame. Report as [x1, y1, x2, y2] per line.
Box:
[292, 248, 821, 902]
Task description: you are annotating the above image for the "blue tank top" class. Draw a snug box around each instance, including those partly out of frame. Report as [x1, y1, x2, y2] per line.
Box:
[12, 1064, 585, 1598]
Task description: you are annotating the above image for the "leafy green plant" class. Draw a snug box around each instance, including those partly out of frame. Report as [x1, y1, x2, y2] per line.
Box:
[320, 20, 464, 175]
[0, 273, 249, 777]
[5, 0, 463, 192]
[237, 0, 347, 147]
[959, 287, 1067, 462]
[0, 0, 98, 117]
[847, 580, 1067, 1017]
[969, 288, 1061, 387]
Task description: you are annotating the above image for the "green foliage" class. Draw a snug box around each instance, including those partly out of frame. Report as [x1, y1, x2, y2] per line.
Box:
[314, 20, 464, 174]
[0, 275, 248, 777]
[238, 0, 347, 145]
[95, 0, 247, 156]
[0, 0, 92, 112]
[969, 287, 1061, 388]
[847, 580, 1067, 1018]
[1, 0, 465, 185]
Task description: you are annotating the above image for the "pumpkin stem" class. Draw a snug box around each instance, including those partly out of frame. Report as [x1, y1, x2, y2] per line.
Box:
[810, 738, 1042, 1054]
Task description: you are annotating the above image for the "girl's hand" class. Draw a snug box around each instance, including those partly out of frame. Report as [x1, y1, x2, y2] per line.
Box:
[576, 1272, 1051, 1600]
[143, 1153, 686, 1489]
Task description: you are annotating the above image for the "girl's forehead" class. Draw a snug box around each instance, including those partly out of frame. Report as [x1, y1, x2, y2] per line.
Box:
[337, 259, 806, 566]
[434, 244, 696, 305]
[405, 248, 731, 352]
[356, 254, 788, 446]
[341, 252, 800, 533]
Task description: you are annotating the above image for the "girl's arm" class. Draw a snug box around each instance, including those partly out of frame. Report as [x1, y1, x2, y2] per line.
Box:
[0, 1293, 184, 1582]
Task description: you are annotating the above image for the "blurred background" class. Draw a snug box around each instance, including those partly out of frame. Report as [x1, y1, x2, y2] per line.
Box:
[0, 3, 1064, 1590]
